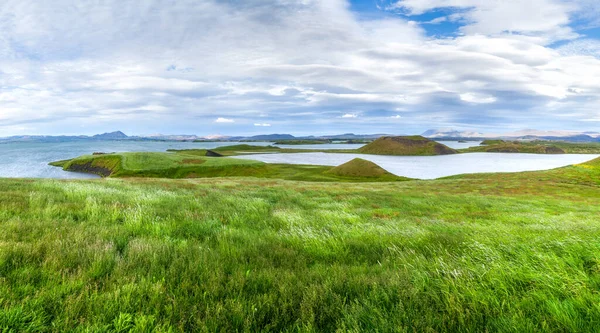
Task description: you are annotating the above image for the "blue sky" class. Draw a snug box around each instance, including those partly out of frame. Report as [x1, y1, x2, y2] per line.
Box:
[0, 0, 599, 137]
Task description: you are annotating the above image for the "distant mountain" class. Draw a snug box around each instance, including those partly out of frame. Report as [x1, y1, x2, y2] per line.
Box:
[422, 128, 600, 142]
[421, 129, 485, 138]
[316, 133, 392, 140]
[246, 134, 296, 141]
[141, 134, 202, 141]
[0, 131, 129, 143]
[501, 129, 600, 138]
[93, 131, 128, 139]
[0, 135, 89, 143]
[3, 129, 598, 143]
[202, 134, 232, 140]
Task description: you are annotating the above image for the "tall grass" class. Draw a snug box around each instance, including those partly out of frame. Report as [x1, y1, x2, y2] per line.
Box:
[1, 166, 600, 331]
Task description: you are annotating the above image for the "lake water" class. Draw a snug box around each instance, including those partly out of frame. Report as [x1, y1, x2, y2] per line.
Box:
[0, 140, 594, 179]
[272, 140, 482, 150]
[235, 152, 599, 179]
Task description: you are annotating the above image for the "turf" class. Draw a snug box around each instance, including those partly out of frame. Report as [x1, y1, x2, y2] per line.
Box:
[3, 157, 600, 331]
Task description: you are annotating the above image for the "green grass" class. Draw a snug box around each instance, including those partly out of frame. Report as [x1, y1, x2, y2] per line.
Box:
[54, 152, 409, 182]
[463, 140, 600, 154]
[480, 139, 505, 145]
[359, 136, 458, 155]
[3, 157, 600, 331]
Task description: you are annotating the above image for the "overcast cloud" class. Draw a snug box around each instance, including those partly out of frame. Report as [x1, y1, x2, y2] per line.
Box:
[0, 0, 599, 136]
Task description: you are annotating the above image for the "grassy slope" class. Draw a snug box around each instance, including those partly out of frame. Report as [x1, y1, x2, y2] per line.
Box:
[462, 141, 600, 154]
[359, 136, 458, 156]
[56, 152, 408, 182]
[2, 158, 600, 331]
[326, 158, 394, 179]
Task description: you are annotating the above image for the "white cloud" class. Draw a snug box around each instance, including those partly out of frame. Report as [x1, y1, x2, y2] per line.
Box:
[215, 117, 234, 123]
[0, 0, 598, 135]
[391, 0, 577, 42]
[558, 39, 600, 57]
[254, 123, 271, 127]
[390, 115, 402, 119]
[460, 93, 497, 104]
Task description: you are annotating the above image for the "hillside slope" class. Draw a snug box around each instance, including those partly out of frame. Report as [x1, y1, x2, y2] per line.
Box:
[358, 136, 457, 155]
[326, 158, 398, 180]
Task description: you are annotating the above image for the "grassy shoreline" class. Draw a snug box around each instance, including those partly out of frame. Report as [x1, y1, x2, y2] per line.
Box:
[50, 150, 408, 182]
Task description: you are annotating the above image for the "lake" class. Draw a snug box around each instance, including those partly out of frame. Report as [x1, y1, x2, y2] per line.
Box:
[235, 152, 599, 179]
[272, 140, 482, 150]
[0, 140, 594, 179]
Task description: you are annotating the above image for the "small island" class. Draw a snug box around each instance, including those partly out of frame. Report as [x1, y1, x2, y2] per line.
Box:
[50, 147, 409, 182]
[358, 136, 458, 155]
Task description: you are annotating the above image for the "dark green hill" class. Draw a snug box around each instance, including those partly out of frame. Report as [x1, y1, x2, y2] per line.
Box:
[358, 136, 457, 155]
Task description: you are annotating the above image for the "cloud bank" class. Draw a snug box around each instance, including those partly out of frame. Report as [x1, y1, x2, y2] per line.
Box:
[0, 0, 599, 135]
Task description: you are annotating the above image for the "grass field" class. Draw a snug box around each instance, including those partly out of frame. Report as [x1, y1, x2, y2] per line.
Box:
[2, 157, 600, 331]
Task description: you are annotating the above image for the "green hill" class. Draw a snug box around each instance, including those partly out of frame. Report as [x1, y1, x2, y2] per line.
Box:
[358, 136, 458, 155]
[480, 139, 505, 145]
[461, 142, 566, 154]
[326, 158, 398, 180]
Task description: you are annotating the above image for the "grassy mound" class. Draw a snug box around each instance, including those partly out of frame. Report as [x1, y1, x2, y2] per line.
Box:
[327, 158, 390, 177]
[462, 142, 566, 154]
[480, 139, 505, 145]
[358, 135, 458, 155]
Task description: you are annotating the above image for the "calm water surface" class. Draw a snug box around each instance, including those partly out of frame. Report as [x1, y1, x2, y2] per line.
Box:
[235, 152, 599, 179]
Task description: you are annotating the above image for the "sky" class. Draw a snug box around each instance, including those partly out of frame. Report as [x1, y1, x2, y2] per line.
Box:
[0, 0, 600, 136]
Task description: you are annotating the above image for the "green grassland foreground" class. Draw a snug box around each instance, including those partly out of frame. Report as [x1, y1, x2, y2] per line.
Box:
[2, 157, 600, 331]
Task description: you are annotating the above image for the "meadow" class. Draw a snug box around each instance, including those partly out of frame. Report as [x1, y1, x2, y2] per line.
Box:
[2, 157, 600, 331]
